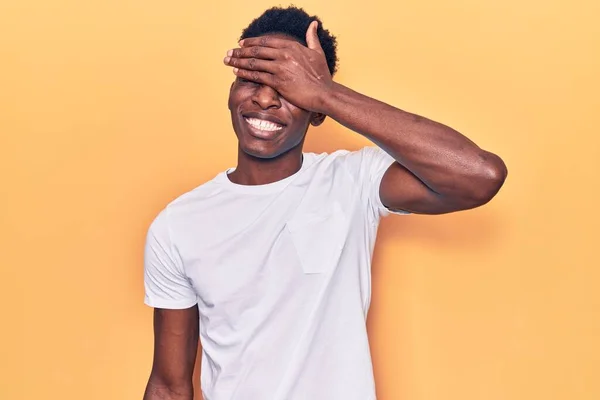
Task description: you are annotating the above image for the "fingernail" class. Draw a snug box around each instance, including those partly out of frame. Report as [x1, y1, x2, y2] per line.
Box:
[227, 49, 233, 57]
[238, 40, 244, 46]
[233, 68, 238, 74]
[223, 56, 231, 64]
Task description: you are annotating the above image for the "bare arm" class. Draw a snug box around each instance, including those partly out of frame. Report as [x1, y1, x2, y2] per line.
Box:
[319, 82, 508, 214]
[228, 23, 507, 215]
[144, 305, 199, 400]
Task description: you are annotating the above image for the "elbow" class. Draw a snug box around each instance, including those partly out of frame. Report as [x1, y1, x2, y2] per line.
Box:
[463, 154, 508, 207]
[456, 153, 508, 209]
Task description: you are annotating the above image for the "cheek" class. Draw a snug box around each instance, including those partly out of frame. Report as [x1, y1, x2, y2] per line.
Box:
[228, 86, 249, 110]
[228, 93, 240, 111]
[282, 102, 311, 128]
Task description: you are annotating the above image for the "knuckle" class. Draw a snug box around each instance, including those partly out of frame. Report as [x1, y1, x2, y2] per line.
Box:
[260, 36, 268, 46]
[248, 58, 256, 69]
[251, 46, 260, 56]
[252, 71, 260, 81]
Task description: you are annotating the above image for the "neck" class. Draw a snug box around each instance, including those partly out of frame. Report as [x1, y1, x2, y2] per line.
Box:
[228, 146, 304, 186]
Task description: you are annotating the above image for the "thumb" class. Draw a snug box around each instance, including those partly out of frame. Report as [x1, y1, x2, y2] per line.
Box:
[306, 20, 323, 53]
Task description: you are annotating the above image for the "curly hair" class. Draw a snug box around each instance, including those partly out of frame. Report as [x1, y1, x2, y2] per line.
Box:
[240, 6, 339, 76]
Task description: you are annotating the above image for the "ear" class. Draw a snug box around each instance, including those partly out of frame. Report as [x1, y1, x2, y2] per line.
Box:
[310, 112, 327, 127]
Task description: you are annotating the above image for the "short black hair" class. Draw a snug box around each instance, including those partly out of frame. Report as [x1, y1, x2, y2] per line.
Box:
[240, 6, 339, 76]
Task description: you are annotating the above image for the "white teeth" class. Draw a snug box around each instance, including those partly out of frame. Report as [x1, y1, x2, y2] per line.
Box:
[245, 117, 283, 132]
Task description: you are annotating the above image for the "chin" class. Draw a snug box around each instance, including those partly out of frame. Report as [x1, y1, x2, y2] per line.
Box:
[240, 143, 284, 160]
[233, 120, 306, 160]
[239, 134, 304, 160]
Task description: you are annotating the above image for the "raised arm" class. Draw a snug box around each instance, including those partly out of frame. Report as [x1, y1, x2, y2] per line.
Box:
[319, 83, 507, 214]
[144, 306, 199, 400]
[226, 21, 507, 214]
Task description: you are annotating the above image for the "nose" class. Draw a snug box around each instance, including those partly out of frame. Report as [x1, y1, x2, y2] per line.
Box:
[251, 84, 281, 110]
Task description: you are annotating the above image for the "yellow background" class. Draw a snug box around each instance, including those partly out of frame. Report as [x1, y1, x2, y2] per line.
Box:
[2, 0, 599, 399]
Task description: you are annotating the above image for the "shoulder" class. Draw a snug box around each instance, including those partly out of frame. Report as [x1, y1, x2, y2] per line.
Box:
[303, 148, 355, 169]
[305, 146, 388, 176]
[307, 147, 384, 163]
[149, 174, 226, 231]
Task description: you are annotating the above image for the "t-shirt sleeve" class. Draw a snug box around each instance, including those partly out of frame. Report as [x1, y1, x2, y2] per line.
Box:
[143, 209, 198, 309]
[341, 146, 411, 220]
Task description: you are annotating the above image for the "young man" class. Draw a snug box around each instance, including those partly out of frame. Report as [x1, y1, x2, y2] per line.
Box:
[143, 6, 507, 400]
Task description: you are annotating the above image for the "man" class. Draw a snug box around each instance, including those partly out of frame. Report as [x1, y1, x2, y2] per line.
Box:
[143, 6, 507, 400]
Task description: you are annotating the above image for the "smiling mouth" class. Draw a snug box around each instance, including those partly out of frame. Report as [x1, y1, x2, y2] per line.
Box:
[244, 117, 284, 132]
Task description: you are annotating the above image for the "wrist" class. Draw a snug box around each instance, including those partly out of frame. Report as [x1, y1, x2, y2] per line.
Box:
[315, 80, 343, 115]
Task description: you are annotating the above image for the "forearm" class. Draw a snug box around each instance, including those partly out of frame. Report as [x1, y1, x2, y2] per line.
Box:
[143, 378, 194, 400]
[319, 82, 506, 197]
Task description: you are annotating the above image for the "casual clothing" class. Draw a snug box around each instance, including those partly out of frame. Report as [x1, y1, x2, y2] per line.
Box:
[144, 146, 408, 400]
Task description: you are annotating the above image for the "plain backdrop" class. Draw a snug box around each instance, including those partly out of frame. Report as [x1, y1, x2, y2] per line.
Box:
[1, 0, 599, 399]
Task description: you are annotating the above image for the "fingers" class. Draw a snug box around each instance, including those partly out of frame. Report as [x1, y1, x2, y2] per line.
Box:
[305, 20, 323, 53]
[238, 35, 294, 49]
[232, 68, 272, 85]
[223, 46, 282, 74]
[227, 46, 280, 60]
[223, 55, 276, 74]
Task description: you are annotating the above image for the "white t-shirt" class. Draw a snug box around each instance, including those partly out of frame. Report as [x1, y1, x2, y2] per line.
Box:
[144, 146, 408, 400]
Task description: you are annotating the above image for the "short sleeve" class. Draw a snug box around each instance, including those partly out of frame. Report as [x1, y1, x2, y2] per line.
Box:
[143, 209, 198, 309]
[341, 146, 411, 220]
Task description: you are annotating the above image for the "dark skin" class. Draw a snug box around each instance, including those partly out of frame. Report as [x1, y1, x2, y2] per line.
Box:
[144, 21, 507, 400]
[143, 306, 198, 400]
[225, 31, 327, 187]
[225, 21, 507, 213]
